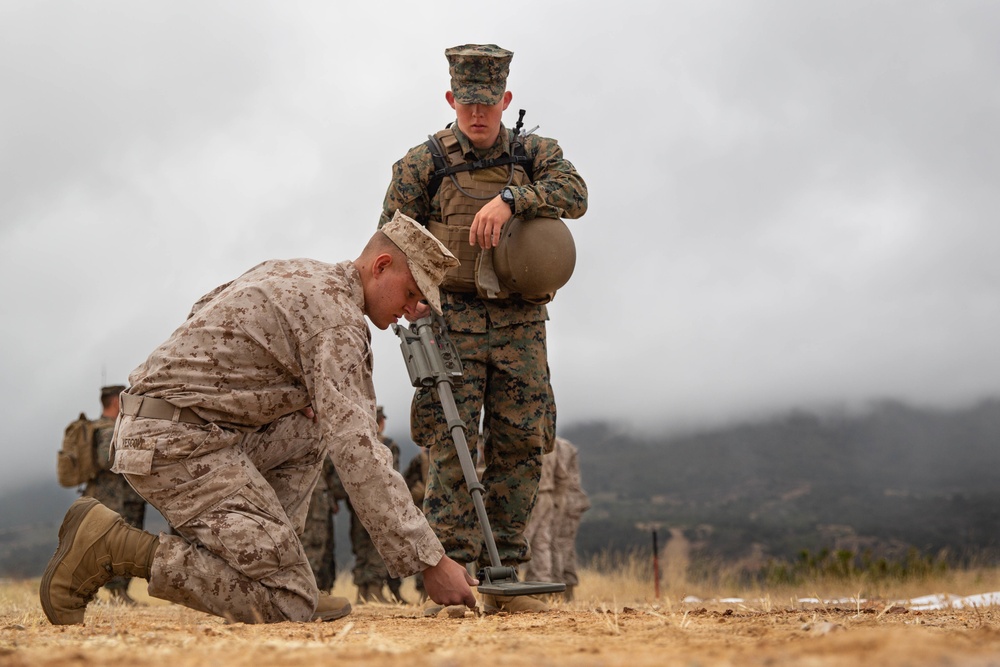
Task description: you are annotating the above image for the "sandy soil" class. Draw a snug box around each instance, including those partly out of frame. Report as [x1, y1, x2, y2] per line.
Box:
[2, 584, 1000, 667]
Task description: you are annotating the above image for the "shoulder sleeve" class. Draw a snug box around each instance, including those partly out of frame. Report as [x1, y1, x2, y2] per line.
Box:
[304, 327, 444, 576]
[515, 133, 588, 221]
[379, 142, 436, 228]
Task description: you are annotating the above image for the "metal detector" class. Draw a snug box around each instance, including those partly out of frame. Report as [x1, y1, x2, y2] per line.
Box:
[393, 314, 565, 597]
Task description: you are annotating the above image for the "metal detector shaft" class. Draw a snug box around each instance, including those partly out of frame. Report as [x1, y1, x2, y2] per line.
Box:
[394, 315, 503, 569]
[436, 372, 505, 570]
[393, 315, 564, 596]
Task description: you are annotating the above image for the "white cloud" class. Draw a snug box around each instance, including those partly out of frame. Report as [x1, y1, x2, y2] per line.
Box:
[2, 1, 1000, 489]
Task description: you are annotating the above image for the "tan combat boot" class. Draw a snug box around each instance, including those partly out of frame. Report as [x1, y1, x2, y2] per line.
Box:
[39, 497, 158, 625]
[481, 593, 549, 614]
[311, 593, 352, 621]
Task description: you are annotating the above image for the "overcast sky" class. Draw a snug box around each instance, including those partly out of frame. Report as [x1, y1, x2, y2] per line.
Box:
[2, 1, 998, 492]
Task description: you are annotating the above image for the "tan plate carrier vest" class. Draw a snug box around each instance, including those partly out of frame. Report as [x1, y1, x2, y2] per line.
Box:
[426, 129, 532, 297]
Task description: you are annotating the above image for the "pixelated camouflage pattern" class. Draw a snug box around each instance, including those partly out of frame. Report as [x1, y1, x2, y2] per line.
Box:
[402, 449, 430, 599]
[379, 90, 587, 565]
[425, 128, 533, 294]
[84, 416, 146, 592]
[383, 434, 401, 471]
[346, 500, 388, 587]
[524, 438, 566, 581]
[402, 448, 429, 507]
[380, 123, 587, 236]
[301, 457, 341, 591]
[411, 319, 554, 566]
[379, 124, 587, 331]
[91, 417, 116, 472]
[347, 434, 398, 587]
[379, 103, 586, 569]
[445, 44, 512, 105]
[521, 436, 561, 581]
[522, 486, 555, 582]
[113, 259, 444, 623]
[381, 210, 459, 316]
[523, 435, 588, 582]
[549, 438, 589, 586]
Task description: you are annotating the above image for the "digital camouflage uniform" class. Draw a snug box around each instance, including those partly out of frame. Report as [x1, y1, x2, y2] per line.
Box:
[523, 436, 590, 586]
[112, 255, 448, 623]
[84, 415, 147, 596]
[402, 448, 430, 509]
[301, 457, 346, 592]
[379, 46, 587, 569]
[521, 437, 563, 582]
[402, 447, 430, 600]
[347, 434, 398, 592]
[549, 438, 589, 595]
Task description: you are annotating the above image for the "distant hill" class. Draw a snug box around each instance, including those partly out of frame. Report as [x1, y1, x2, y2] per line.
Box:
[563, 399, 1000, 570]
[2, 399, 998, 577]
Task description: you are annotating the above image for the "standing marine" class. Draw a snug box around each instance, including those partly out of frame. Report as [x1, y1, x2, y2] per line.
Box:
[379, 43, 587, 613]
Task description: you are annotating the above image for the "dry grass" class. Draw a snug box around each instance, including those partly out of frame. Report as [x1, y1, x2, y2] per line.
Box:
[3, 562, 1000, 667]
[576, 551, 1000, 609]
[6, 556, 999, 615]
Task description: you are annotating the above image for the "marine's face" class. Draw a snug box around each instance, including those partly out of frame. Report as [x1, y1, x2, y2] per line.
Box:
[447, 91, 512, 149]
[365, 258, 424, 330]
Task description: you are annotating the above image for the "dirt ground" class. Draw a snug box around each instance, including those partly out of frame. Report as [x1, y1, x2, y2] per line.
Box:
[2, 582, 1000, 667]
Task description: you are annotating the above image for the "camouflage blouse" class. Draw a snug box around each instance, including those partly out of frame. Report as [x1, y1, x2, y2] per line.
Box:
[379, 123, 588, 332]
[127, 258, 445, 577]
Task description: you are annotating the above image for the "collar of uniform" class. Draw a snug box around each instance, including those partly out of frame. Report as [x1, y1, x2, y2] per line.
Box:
[338, 259, 367, 315]
[451, 123, 512, 160]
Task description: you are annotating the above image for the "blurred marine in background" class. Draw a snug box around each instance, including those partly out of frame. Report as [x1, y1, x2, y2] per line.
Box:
[346, 406, 406, 604]
[301, 457, 347, 593]
[523, 436, 589, 600]
[57, 384, 146, 605]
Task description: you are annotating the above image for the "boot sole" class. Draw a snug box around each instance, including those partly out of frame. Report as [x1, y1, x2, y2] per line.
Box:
[39, 497, 103, 625]
[312, 602, 352, 622]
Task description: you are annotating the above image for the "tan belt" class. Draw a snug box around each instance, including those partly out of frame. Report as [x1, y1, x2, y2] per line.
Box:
[120, 393, 207, 426]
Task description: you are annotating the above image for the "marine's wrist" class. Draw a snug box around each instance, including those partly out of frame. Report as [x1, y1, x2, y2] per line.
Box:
[500, 187, 516, 213]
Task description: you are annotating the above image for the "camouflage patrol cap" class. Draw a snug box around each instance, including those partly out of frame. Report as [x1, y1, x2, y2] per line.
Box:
[100, 385, 126, 400]
[445, 44, 513, 105]
[381, 210, 459, 315]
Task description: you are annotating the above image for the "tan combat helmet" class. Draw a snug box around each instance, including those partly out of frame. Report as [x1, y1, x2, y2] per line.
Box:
[381, 210, 460, 315]
[493, 217, 576, 299]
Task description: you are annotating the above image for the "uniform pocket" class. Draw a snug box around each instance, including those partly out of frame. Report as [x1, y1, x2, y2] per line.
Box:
[110, 416, 156, 476]
[111, 416, 232, 476]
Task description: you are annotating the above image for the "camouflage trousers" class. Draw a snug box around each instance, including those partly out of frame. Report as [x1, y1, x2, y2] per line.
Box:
[347, 501, 389, 586]
[84, 470, 147, 592]
[552, 509, 585, 587]
[301, 477, 336, 592]
[115, 412, 324, 623]
[522, 490, 555, 582]
[412, 320, 554, 567]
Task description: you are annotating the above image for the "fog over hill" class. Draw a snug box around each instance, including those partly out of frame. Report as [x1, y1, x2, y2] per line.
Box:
[3, 398, 998, 577]
[561, 398, 1000, 566]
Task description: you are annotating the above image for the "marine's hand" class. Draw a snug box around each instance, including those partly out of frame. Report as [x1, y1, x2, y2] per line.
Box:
[406, 301, 431, 322]
[300, 406, 317, 422]
[422, 555, 479, 608]
[469, 197, 512, 249]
